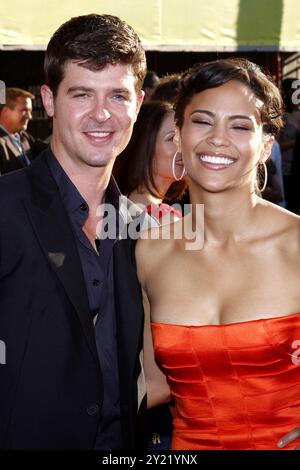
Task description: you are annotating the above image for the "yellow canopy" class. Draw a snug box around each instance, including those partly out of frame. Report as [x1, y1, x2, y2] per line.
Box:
[1, 0, 300, 51]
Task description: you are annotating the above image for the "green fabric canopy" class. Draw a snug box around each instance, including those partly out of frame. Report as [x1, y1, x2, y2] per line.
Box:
[0, 0, 300, 50]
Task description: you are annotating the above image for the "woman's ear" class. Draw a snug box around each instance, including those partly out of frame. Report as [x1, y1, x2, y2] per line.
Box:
[261, 134, 275, 163]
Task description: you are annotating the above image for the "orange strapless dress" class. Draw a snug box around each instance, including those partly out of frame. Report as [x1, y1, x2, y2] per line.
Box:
[151, 313, 300, 450]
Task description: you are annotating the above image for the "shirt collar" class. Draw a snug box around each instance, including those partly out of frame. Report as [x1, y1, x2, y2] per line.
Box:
[46, 148, 121, 217]
[0, 124, 20, 141]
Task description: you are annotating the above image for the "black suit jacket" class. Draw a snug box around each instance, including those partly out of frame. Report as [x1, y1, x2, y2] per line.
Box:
[0, 150, 150, 449]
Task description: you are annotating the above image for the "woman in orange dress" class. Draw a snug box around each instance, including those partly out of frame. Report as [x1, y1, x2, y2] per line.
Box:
[136, 58, 300, 450]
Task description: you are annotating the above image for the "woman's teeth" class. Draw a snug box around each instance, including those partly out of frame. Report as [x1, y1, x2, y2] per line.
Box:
[200, 155, 234, 165]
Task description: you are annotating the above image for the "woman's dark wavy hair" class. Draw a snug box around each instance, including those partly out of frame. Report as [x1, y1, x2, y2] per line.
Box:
[113, 100, 186, 201]
[175, 58, 283, 137]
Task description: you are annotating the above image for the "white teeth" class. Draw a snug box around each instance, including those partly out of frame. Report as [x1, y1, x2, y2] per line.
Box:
[86, 131, 110, 137]
[200, 155, 234, 165]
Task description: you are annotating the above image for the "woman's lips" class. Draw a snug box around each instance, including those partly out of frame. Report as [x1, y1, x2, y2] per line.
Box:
[198, 154, 236, 170]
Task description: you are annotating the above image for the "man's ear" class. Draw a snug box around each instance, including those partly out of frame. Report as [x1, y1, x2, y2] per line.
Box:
[261, 134, 275, 163]
[137, 89, 144, 108]
[132, 90, 144, 124]
[1, 105, 11, 118]
[134, 90, 144, 122]
[40, 85, 55, 118]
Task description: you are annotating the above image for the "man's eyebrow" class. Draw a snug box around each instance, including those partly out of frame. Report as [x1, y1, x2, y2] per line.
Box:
[111, 88, 131, 94]
[67, 86, 94, 94]
[190, 109, 254, 121]
[66, 86, 131, 95]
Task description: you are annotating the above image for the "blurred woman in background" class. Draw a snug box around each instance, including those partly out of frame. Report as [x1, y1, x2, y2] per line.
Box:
[113, 100, 186, 224]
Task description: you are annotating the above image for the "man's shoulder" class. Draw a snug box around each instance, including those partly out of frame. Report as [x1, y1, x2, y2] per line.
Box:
[0, 169, 30, 203]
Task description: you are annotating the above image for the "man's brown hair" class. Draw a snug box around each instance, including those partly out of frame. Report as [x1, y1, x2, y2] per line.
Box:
[0, 87, 35, 113]
[44, 14, 147, 96]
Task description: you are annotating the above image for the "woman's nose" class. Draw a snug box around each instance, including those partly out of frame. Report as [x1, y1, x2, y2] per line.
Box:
[206, 123, 229, 147]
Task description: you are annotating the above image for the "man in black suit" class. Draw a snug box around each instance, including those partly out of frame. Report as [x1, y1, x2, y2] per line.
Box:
[0, 14, 150, 449]
[0, 88, 46, 174]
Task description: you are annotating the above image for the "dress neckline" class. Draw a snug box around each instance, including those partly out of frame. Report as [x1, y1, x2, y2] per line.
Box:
[151, 310, 300, 329]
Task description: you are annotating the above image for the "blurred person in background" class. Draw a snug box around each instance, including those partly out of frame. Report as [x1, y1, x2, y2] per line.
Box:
[0, 87, 47, 174]
[278, 78, 300, 212]
[261, 157, 284, 205]
[265, 139, 286, 207]
[142, 70, 160, 102]
[151, 73, 191, 210]
[114, 100, 186, 224]
[151, 73, 182, 104]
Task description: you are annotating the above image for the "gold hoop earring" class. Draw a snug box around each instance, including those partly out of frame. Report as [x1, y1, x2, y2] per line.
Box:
[172, 151, 186, 181]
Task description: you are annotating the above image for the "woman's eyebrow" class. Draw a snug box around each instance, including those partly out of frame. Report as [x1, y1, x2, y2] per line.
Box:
[190, 109, 254, 122]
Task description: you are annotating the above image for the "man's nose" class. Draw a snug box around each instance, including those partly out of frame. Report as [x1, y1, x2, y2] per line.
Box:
[92, 99, 111, 121]
[25, 110, 32, 120]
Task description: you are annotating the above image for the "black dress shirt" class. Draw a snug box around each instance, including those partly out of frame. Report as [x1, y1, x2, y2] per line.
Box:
[47, 150, 122, 449]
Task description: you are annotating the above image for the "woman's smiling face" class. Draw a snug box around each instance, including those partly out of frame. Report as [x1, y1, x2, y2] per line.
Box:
[175, 80, 273, 194]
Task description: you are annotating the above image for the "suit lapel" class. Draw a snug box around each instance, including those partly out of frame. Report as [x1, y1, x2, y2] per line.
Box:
[114, 237, 144, 402]
[1, 135, 20, 159]
[23, 152, 99, 364]
[20, 132, 31, 153]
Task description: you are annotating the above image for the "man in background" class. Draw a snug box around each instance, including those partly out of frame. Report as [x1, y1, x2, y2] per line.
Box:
[0, 87, 46, 174]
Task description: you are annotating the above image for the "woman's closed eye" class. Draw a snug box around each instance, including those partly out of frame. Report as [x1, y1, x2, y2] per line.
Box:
[231, 124, 252, 131]
[191, 119, 212, 126]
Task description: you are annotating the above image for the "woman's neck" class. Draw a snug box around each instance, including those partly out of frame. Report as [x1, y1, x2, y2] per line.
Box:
[188, 184, 264, 247]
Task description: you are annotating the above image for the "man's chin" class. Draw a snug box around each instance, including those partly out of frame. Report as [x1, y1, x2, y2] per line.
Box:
[83, 155, 110, 168]
[87, 160, 109, 168]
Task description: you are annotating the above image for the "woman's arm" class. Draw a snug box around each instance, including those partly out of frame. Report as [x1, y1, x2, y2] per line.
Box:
[135, 237, 171, 409]
[142, 286, 171, 408]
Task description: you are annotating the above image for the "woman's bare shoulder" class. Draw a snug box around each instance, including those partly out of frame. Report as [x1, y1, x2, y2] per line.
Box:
[135, 222, 181, 280]
[261, 201, 300, 244]
[136, 224, 175, 257]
